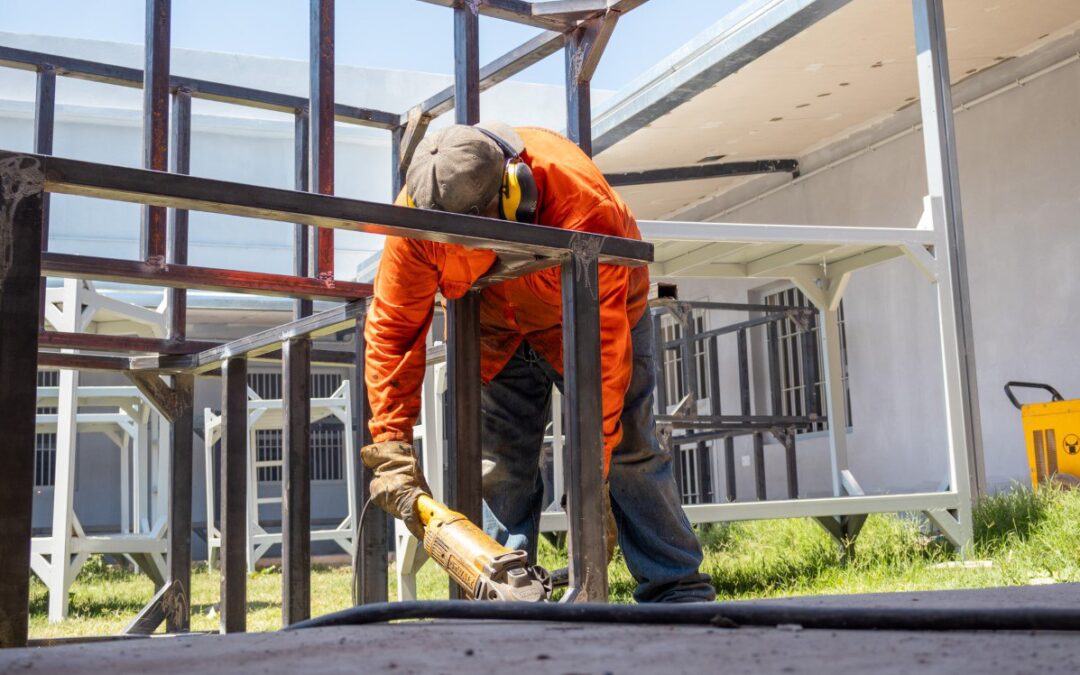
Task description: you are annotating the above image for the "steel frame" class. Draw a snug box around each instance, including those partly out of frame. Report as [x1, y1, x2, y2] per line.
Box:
[0, 0, 651, 647]
[0, 0, 981, 647]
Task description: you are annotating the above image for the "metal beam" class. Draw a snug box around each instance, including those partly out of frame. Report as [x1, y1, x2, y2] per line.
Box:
[445, 292, 482, 600]
[41, 252, 372, 301]
[282, 338, 312, 625]
[0, 158, 44, 648]
[141, 0, 170, 262]
[605, 159, 798, 186]
[745, 244, 838, 276]
[560, 252, 607, 603]
[220, 357, 248, 633]
[592, 0, 853, 155]
[351, 305, 388, 604]
[0, 46, 399, 129]
[294, 108, 313, 319]
[656, 242, 753, 276]
[913, 0, 983, 505]
[165, 373, 193, 632]
[419, 0, 576, 31]
[37, 332, 216, 354]
[167, 86, 190, 341]
[4, 151, 651, 265]
[310, 0, 335, 279]
[454, 1, 481, 125]
[415, 30, 564, 120]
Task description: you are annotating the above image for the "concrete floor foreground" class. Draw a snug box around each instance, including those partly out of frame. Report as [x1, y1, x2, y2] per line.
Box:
[3, 585, 1079, 675]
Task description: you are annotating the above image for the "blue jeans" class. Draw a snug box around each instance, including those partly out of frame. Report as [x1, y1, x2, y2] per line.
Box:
[480, 314, 715, 603]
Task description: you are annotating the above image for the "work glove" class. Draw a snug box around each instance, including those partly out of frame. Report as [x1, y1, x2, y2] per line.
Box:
[360, 440, 432, 540]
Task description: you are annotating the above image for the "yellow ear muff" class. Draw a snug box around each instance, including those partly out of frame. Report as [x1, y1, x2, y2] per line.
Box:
[406, 193, 417, 208]
[501, 160, 524, 222]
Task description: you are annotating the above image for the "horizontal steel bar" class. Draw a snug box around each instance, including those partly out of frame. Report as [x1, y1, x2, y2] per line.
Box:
[180, 300, 365, 373]
[41, 253, 372, 301]
[0, 46, 398, 129]
[657, 414, 817, 426]
[651, 299, 811, 314]
[538, 491, 965, 531]
[39, 331, 217, 355]
[415, 30, 565, 120]
[605, 159, 799, 186]
[8, 151, 651, 265]
[417, 0, 575, 31]
[37, 352, 132, 371]
[127, 347, 353, 375]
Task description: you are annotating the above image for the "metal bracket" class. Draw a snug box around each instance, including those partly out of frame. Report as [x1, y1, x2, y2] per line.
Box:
[126, 372, 185, 423]
[122, 579, 187, 636]
[567, 11, 619, 84]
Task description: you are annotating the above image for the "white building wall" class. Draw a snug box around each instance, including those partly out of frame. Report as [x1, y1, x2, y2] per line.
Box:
[675, 48, 1080, 496]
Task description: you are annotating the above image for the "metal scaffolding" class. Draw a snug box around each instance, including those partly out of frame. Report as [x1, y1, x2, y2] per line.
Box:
[0, 0, 980, 649]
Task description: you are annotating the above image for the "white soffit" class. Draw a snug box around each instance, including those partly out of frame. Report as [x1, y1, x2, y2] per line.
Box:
[597, 0, 1080, 219]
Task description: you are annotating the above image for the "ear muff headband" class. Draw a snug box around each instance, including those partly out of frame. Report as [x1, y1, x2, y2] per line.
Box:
[475, 127, 538, 223]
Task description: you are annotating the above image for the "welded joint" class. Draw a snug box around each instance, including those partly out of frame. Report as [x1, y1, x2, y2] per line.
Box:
[127, 371, 187, 423]
[0, 155, 44, 290]
[567, 12, 619, 84]
[567, 231, 602, 298]
[456, 0, 481, 15]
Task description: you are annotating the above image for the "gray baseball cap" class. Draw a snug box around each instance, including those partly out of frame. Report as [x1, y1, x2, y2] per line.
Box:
[406, 122, 523, 215]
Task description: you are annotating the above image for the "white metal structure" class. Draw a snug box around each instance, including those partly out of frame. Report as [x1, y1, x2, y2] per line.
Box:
[33, 279, 170, 622]
[203, 383, 357, 572]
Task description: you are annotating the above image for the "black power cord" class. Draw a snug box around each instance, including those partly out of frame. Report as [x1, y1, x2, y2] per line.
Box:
[285, 599, 1080, 633]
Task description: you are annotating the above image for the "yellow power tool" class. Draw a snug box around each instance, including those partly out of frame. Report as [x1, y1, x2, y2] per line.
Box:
[416, 495, 552, 601]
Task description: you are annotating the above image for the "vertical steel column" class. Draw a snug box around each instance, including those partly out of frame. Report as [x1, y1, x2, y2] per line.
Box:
[34, 65, 54, 332]
[453, 1, 480, 126]
[912, 0, 983, 506]
[167, 88, 190, 341]
[767, 322, 798, 498]
[446, 0, 482, 601]
[166, 373, 194, 633]
[220, 357, 248, 633]
[0, 158, 44, 648]
[560, 252, 607, 603]
[565, 28, 592, 154]
[282, 338, 311, 625]
[445, 292, 482, 600]
[695, 441, 713, 503]
[800, 325, 821, 418]
[390, 126, 406, 198]
[141, 0, 170, 262]
[310, 0, 334, 279]
[294, 108, 313, 319]
[352, 305, 388, 604]
[819, 307, 849, 497]
[737, 329, 765, 500]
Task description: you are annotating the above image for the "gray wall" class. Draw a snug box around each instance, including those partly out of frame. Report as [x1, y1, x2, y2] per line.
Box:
[669, 44, 1080, 497]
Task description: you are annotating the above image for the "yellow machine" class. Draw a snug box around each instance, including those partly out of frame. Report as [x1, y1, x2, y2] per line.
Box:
[416, 495, 552, 601]
[1006, 382, 1080, 488]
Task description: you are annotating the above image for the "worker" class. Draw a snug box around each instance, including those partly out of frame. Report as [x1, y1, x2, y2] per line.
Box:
[361, 122, 715, 603]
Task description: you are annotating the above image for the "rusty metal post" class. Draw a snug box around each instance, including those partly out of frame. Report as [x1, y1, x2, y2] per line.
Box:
[141, 0, 170, 262]
[282, 338, 311, 625]
[0, 156, 44, 648]
[34, 65, 54, 332]
[167, 87, 190, 341]
[294, 108, 313, 319]
[164, 373, 194, 632]
[560, 250, 607, 603]
[310, 0, 334, 279]
[352, 305, 388, 604]
[445, 0, 482, 601]
[220, 357, 248, 633]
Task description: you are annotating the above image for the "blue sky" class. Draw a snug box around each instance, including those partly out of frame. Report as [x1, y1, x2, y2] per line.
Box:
[1, 0, 744, 91]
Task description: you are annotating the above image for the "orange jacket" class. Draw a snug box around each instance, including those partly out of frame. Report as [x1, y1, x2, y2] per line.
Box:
[365, 127, 649, 472]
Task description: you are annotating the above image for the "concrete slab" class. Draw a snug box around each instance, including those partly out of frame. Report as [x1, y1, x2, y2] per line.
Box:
[4, 585, 1079, 674]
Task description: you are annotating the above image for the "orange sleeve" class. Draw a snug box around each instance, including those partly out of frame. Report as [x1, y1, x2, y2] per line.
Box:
[364, 192, 440, 445]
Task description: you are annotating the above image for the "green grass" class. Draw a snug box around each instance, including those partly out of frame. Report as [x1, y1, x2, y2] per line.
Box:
[27, 485, 1080, 638]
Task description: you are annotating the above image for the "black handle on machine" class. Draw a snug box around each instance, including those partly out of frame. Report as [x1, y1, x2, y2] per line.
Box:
[1004, 381, 1065, 410]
